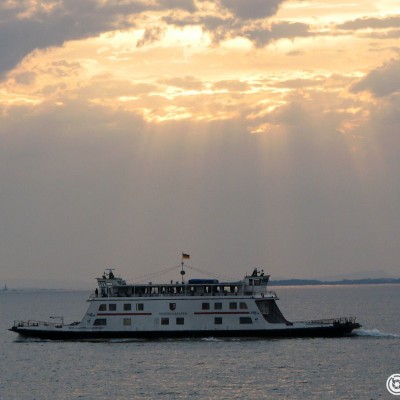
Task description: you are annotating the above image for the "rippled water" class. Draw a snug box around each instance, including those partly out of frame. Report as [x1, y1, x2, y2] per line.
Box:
[1, 285, 399, 399]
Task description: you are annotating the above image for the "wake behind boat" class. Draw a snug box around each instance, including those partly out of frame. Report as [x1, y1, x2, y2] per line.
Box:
[10, 259, 361, 340]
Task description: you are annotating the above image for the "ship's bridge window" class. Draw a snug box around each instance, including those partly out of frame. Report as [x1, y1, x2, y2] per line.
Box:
[134, 286, 143, 296]
[93, 318, 107, 326]
[118, 289, 128, 297]
[136, 303, 144, 311]
[202, 302, 210, 310]
[240, 317, 253, 324]
[229, 302, 237, 310]
[214, 302, 222, 310]
[220, 285, 237, 294]
[124, 304, 131, 311]
[109, 304, 117, 311]
[239, 302, 248, 310]
[98, 304, 106, 311]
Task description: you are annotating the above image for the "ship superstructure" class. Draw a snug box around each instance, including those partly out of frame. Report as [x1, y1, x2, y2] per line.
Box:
[10, 264, 360, 340]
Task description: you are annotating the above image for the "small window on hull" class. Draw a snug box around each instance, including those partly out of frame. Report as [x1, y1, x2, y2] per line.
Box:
[93, 319, 107, 326]
[214, 317, 222, 325]
[124, 304, 132, 311]
[239, 317, 253, 324]
[98, 304, 106, 311]
[123, 318, 131, 326]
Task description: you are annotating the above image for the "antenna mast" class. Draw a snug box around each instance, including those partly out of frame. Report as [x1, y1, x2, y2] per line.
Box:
[180, 253, 190, 283]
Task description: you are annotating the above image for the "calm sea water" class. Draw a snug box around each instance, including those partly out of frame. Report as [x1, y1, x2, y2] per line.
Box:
[1, 285, 399, 399]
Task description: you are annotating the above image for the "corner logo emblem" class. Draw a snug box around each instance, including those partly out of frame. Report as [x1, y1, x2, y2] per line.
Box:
[387, 374, 400, 396]
[169, 303, 176, 311]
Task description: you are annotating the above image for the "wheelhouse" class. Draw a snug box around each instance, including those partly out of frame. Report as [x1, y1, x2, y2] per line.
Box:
[96, 268, 275, 299]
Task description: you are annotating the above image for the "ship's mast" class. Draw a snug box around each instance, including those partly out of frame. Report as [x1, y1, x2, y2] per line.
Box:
[180, 253, 190, 283]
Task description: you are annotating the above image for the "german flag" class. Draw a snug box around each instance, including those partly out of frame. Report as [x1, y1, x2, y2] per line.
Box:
[182, 253, 190, 259]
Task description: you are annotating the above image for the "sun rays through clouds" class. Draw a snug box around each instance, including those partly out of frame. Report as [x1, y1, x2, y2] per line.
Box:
[1, 0, 400, 281]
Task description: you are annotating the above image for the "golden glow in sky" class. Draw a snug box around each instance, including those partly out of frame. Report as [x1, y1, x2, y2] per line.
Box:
[1, 0, 400, 282]
[2, 0, 399, 134]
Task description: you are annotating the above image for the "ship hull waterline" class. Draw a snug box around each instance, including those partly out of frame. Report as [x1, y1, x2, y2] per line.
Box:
[10, 323, 360, 340]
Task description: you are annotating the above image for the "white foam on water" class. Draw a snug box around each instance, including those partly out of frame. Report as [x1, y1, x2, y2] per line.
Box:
[353, 328, 400, 338]
[200, 337, 222, 342]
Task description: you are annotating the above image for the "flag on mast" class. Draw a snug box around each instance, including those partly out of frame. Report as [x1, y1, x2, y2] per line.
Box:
[182, 253, 190, 260]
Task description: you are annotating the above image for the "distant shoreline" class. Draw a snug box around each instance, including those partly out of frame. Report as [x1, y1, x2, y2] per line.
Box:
[269, 278, 400, 286]
[2, 277, 400, 291]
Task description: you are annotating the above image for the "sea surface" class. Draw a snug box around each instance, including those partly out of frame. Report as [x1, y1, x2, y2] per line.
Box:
[1, 284, 399, 399]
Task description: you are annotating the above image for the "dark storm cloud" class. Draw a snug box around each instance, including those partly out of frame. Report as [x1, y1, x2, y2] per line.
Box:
[164, 16, 312, 48]
[244, 21, 311, 47]
[337, 15, 400, 30]
[136, 26, 166, 48]
[0, 0, 196, 77]
[352, 58, 400, 97]
[220, 0, 284, 20]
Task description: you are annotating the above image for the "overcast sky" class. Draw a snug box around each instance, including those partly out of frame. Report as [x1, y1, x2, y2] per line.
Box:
[1, 0, 400, 288]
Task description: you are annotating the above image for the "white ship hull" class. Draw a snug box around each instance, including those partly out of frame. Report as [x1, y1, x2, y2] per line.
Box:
[11, 295, 360, 340]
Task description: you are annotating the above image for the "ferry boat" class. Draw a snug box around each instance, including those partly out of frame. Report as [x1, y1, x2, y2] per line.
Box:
[10, 262, 361, 340]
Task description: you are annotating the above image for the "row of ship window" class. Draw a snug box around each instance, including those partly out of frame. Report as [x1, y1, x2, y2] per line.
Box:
[202, 302, 248, 310]
[93, 317, 253, 326]
[97, 302, 248, 312]
[98, 303, 144, 311]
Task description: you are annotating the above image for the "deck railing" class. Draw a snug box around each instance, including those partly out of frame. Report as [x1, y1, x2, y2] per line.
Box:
[13, 320, 64, 328]
[92, 289, 278, 299]
[298, 317, 357, 325]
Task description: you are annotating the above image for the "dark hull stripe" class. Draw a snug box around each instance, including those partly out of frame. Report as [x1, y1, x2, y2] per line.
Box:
[97, 313, 152, 316]
[10, 324, 360, 340]
[193, 311, 249, 315]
